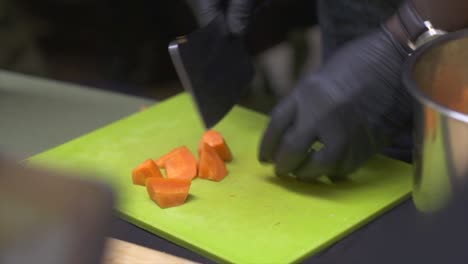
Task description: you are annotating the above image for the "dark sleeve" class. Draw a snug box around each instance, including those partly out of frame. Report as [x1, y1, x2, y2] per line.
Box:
[317, 0, 403, 60]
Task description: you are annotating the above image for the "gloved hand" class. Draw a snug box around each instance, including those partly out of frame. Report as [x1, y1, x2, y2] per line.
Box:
[186, 0, 259, 35]
[259, 25, 414, 181]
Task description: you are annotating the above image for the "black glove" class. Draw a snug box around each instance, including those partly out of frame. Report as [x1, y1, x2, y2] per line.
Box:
[186, 0, 258, 35]
[259, 25, 413, 181]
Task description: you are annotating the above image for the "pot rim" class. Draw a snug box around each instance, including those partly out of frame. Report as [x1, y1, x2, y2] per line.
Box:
[402, 28, 468, 124]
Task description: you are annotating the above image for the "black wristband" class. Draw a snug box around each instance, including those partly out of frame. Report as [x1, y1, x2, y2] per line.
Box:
[394, 0, 447, 52]
[397, 1, 427, 42]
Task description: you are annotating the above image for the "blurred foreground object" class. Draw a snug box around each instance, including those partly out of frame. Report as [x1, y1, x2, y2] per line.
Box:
[0, 156, 114, 264]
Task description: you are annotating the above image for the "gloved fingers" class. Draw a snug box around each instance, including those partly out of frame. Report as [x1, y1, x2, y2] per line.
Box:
[186, 0, 222, 27]
[293, 152, 329, 182]
[294, 127, 347, 181]
[259, 96, 296, 163]
[294, 141, 342, 182]
[328, 142, 373, 181]
[273, 129, 318, 177]
[323, 118, 375, 181]
[226, 0, 256, 35]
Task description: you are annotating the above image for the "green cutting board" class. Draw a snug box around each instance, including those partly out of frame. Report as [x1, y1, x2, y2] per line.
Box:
[28, 93, 412, 263]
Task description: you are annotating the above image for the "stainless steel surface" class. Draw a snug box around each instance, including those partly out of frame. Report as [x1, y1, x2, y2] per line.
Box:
[169, 38, 193, 106]
[411, 21, 447, 50]
[168, 14, 254, 129]
[403, 30, 468, 213]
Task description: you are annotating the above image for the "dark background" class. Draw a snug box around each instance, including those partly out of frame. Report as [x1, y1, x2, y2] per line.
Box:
[0, 0, 319, 110]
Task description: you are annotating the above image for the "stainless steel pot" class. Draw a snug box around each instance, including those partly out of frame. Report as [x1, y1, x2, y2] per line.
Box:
[403, 30, 468, 213]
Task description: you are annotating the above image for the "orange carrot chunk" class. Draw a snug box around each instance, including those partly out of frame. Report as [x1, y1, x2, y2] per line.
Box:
[155, 146, 188, 168]
[146, 177, 191, 208]
[156, 146, 198, 180]
[132, 159, 163, 186]
[165, 149, 198, 180]
[198, 143, 228, 181]
[198, 130, 232, 161]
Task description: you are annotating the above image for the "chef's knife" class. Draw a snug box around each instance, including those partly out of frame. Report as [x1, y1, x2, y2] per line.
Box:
[168, 14, 254, 129]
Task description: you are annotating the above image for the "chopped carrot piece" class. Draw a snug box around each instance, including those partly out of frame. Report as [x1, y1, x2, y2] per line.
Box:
[156, 146, 197, 180]
[132, 159, 162, 186]
[146, 177, 191, 208]
[198, 130, 232, 161]
[198, 143, 228, 182]
[155, 146, 188, 168]
[166, 149, 198, 180]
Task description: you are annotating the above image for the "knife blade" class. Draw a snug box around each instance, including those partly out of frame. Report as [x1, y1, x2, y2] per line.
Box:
[168, 14, 254, 129]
